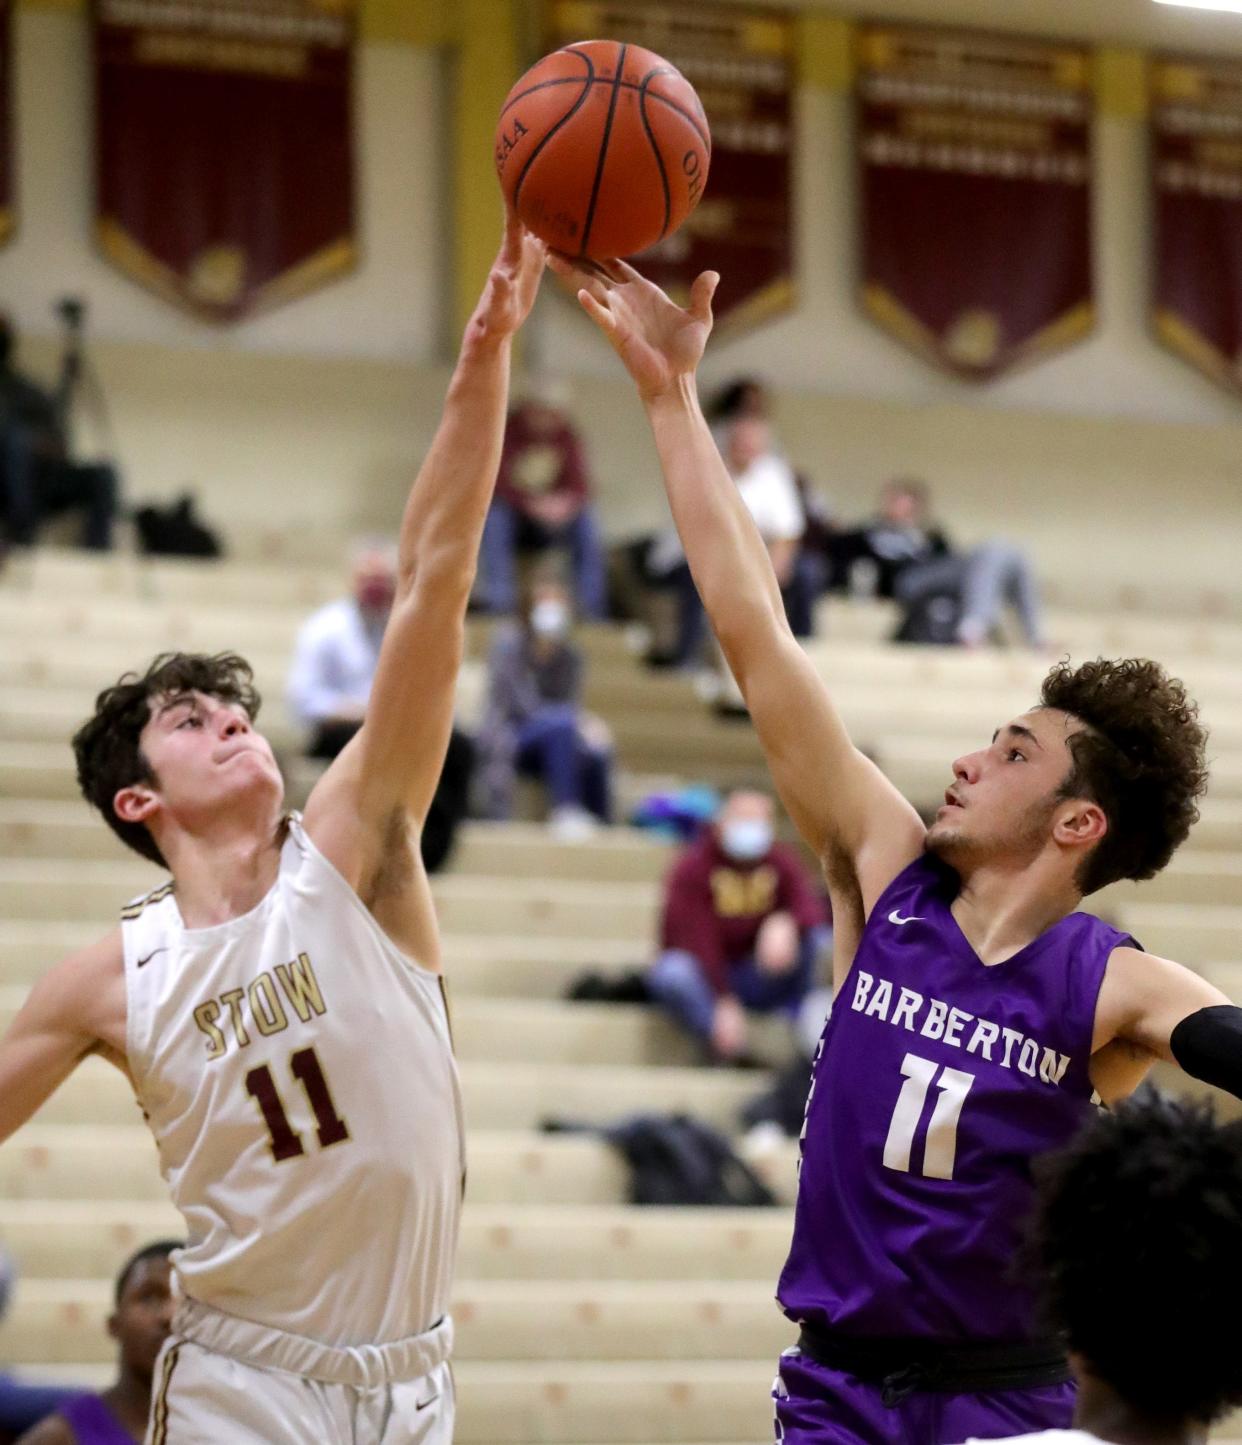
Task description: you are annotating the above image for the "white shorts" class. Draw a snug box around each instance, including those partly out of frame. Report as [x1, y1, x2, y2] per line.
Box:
[146, 1300, 455, 1445]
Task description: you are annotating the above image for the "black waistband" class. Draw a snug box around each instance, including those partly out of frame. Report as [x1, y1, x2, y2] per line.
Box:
[795, 1324, 1072, 1406]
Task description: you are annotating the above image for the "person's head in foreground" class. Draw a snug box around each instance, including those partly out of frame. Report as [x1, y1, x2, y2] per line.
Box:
[924, 657, 1208, 900]
[715, 789, 776, 865]
[109, 1241, 177, 1395]
[72, 652, 280, 871]
[971, 1093, 1242, 1445]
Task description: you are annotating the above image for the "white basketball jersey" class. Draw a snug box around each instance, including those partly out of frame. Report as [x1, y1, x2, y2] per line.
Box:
[120, 813, 464, 1348]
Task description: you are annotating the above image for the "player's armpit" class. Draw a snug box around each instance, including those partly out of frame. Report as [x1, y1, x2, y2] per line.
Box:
[0, 930, 124, 1146]
[1093, 945, 1232, 1073]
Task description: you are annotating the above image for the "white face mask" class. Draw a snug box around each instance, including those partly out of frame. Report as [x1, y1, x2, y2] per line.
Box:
[720, 818, 773, 862]
[530, 599, 570, 638]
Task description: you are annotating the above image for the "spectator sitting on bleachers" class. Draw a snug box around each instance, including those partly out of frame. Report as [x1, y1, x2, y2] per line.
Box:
[647, 789, 830, 1065]
[830, 478, 1045, 647]
[478, 380, 607, 620]
[14, 1240, 178, 1445]
[0, 315, 118, 553]
[649, 415, 815, 667]
[0, 1249, 84, 1445]
[475, 575, 613, 841]
[286, 539, 473, 871]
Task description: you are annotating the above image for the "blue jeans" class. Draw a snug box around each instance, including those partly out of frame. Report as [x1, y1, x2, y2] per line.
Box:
[480, 499, 608, 619]
[515, 704, 612, 820]
[648, 927, 829, 1040]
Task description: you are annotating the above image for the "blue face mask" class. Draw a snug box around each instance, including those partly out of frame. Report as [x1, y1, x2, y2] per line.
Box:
[720, 819, 773, 863]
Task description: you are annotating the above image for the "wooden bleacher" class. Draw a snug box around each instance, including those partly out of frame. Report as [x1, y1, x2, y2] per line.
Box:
[0, 548, 1239, 1443]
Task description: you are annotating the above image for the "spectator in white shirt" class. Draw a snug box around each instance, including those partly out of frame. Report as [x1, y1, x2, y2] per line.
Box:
[655, 416, 812, 667]
[286, 539, 472, 870]
[287, 539, 396, 758]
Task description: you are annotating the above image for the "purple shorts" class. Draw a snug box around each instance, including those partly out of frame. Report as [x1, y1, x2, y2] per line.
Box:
[773, 1348, 1075, 1444]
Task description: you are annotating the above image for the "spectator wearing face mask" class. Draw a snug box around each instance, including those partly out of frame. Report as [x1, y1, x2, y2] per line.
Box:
[477, 380, 608, 619]
[286, 537, 474, 871]
[475, 577, 613, 840]
[647, 790, 830, 1064]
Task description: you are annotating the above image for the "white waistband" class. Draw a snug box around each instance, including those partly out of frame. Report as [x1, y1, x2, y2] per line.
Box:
[173, 1298, 454, 1388]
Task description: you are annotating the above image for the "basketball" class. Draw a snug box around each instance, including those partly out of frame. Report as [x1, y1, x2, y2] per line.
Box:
[494, 40, 711, 260]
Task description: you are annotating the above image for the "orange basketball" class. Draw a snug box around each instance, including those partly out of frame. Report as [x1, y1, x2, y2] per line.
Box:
[494, 39, 711, 260]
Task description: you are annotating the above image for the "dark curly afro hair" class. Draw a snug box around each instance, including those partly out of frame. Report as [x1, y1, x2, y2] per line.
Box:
[1031, 1092, 1242, 1426]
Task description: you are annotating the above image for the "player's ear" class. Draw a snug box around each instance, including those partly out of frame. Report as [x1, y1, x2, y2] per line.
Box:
[106, 1309, 120, 1342]
[1052, 799, 1107, 850]
[114, 784, 159, 826]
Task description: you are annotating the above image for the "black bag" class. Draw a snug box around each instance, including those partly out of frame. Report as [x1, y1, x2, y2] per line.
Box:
[545, 1112, 777, 1207]
[133, 492, 222, 557]
[893, 590, 960, 645]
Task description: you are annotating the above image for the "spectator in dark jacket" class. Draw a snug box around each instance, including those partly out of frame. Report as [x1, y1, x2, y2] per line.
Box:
[829, 479, 1044, 647]
[648, 790, 830, 1064]
[478, 382, 607, 619]
[0, 315, 118, 551]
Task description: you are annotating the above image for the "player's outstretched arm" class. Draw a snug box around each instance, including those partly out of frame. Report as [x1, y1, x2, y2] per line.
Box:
[553, 255, 924, 910]
[0, 931, 123, 1146]
[305, 218, 545, 888]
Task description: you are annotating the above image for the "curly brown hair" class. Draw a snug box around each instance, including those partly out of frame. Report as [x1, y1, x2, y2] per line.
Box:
[72, 653, 261, 868]
[1040, 657, 1208, 895]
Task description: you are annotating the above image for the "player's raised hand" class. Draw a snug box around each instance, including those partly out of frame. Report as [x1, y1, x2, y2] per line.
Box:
[468, 214, 547, 346]
[549, 253, 718, 402]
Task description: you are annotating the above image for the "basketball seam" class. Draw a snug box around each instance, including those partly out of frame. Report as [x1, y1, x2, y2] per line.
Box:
[500, 74, 711, 152]
[638, 73, 672, 241]
[498, 47, 593, 121]
[511, 50, 596, 214]
[580, 41, 628, 258]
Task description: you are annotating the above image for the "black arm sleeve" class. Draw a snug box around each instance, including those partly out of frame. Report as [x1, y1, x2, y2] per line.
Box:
[1169, 1005, 1242, 1100]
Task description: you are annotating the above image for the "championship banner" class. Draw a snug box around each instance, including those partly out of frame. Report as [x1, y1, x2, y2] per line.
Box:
[858, 25, 1093, 380]
[0, 0, 13, 247]
[545, 0, 795, 334]
[93, 0, 357, 323]
[1152, 55, 1242, 394]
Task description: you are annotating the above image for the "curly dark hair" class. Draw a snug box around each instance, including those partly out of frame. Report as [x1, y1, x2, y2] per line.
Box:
[1031, 1092, 1242, 1426]
[1040, 657, 1208, 895]
[72, 653, 261, 868]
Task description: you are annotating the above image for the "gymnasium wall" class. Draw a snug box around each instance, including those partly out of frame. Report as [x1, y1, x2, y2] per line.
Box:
[2, 4, 1241, 599]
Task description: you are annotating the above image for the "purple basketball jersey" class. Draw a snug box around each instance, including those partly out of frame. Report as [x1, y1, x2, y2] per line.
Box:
[778, 855, 1135, 1341]
[58, 1393, 134, 1445]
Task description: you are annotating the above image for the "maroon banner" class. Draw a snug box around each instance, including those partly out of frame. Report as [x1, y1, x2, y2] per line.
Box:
[544, 0, 795, 334]
[0, 0, 13, 247]
[93, 0, 357, 323]
[1152, 55, 1242, 394]
[858, 25, 1093, 380]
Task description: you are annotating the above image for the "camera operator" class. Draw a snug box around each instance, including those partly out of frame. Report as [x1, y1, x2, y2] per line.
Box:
[0, 303, 119, 552]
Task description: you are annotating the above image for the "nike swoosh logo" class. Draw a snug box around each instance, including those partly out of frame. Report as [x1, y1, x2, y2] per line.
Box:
[888, 910, 924, 926]
[136, 947, 169, 968]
